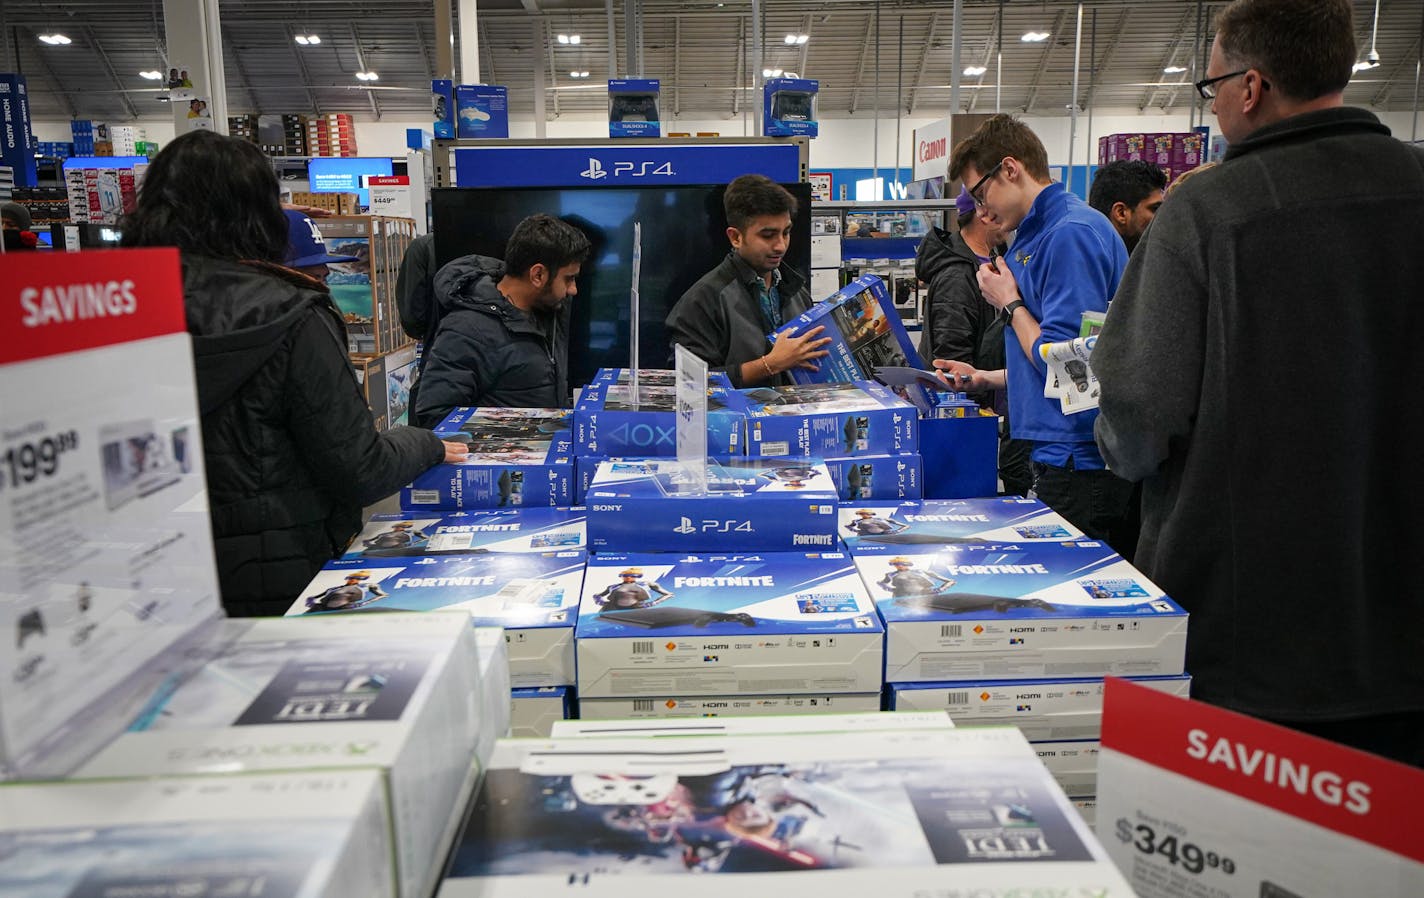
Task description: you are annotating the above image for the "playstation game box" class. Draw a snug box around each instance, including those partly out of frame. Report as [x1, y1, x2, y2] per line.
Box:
[740, 381, 918, 458]
[838, 498, 1084, 552]
[585, 457, 839, 552]
[821, 453, 922, 501]
[285, 551, 588, 687]
[574, 551, 883, 699]
[574, 692, 884, 722]
[342, 508, 586, 558]
[851, 541, 1188, 683]
[574, 378, 749, 457]
[402, 407, 574, 510]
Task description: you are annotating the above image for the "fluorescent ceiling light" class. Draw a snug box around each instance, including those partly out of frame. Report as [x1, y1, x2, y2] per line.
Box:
[557, 33, 581, 45]
[963, 65, 987, 76]
[295, 34, 321, 45]
[1020, 31, 1051, 43]
[569, 70, 590, 78]
[1352, 60, 1379, 72]
[762, 68, 783, 78]
[39, 33, 72, 45]
[784, 34, 809, 45]
[355, 71, 379, 81]
[139, 70, 163, 80]
[1163, 65, 1187, 74]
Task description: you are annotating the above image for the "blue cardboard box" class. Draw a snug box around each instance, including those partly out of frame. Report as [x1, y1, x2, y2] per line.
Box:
[838, 497, 1083, 552]
[455, 84, 510, 138]
[850, 541, 1188, 682]
[0, 75, 38, 187]
[741, 380, 918, 457]
[763, 77, 819, 137]
[575, 551, 884, 697]
[823, 453, 922, 501]
[574, 379, 749, 457]
[285, 551, 588, 687]
[591, 367, 733, 388]
[402, 407, 574, 510]
[432, 79, 455, 138]
[585, 457, 839, 552]
[608, 79, 660, 137]
[342, 508, 586, 558]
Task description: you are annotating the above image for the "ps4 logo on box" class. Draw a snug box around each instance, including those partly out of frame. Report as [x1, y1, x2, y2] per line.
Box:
[675, 517, 754, 534]
[581, 158, 677, 180]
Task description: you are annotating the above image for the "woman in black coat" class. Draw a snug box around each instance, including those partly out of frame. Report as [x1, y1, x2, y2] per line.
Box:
[121, 131, 467, 616]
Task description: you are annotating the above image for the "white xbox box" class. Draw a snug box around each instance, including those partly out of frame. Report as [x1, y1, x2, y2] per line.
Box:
[575, 692, 884, 723]
[554, 708, 949, 736]
[75, 613, 481, 898]
[1034, 740, 1102, 799]
[575, 551, 883, 698]
[473, 626, 513, 762]
[511, 686, 571, 738]
[853, 541, 1188, 682]
[439, 727, 1134, 896]
[889, 674, 1192, 741]
[0, 769, 394, 898]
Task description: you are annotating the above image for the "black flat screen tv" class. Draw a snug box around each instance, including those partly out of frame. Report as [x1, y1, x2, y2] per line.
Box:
[432, 183, 813, 391]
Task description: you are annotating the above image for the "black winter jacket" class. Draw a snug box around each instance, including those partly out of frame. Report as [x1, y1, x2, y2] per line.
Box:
[395, 233, 437, 341]
[665, 252, 812, 388]
[184, 256, 444, 617]
[413, 255, 570, 428]
[914, 226, 1004, 407]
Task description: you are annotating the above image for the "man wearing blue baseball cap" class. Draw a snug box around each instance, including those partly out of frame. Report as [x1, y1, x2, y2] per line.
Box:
[283, 209, 358, 282]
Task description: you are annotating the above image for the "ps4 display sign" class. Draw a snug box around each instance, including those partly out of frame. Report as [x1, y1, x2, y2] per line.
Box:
[453, 144, 800, 187]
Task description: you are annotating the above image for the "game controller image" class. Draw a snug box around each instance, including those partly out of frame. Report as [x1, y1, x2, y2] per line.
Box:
[894, 593, 1059, 615]
[569, 772, 680, 805]
[598, 607, 758, 629]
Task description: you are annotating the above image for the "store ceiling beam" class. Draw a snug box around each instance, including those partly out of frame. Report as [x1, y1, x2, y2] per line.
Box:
[18, 28, 79, 117]
[284, 23, 320, 112]
[480, 24, 499, 85]
[1138, 8, 1194, 111]
[1022, 9, 1068, 113]
[222, 25, 263, 114]
[350, 23, 383, 118]
[545, 18, 560, 117]
[732, 15, 743, 115]
[673, 16, 680, 116]
[848, 12, 875, 115]
[415, 22, 435, 83]
[1167, 2, 1209, 114]
[967, 17, 1002, 113]
[1080, 8, 1129, 112]
[796, 12, 811, 79]
[1371, 15, 1424, 107]
[84, 26, 141, 119]
[907, 10, 941, 114]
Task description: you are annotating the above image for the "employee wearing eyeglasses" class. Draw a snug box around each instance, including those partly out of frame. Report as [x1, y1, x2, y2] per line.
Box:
[933, 114, 1133, 555]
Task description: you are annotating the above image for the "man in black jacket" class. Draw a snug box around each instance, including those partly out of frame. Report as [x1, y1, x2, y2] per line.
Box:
[1087, 160, 1165, 254]
[666, 174, 831, 387]
[414, 214, 591, 427]
[1093, 0, 1424, 765]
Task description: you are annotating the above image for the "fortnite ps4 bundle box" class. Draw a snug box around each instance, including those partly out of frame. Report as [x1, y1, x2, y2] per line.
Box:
[771, 276, 930, 405]
[838, 497, 1084, 552]
[285, 552, 587, 687]
[74, 613, 481, 898]
[404, 407, 574, 510]
[575, 692, 884, 722]
[557, 709, 953, 736]
[574, 379, 749, 457]
[574, 551, 883, 699]
[439, 727, 1134, 896]
[432, 78, 455, 138]
[763, 77, 819, 138]
[585, 457, 839, 552]
[822, 453, 922, 501]
[607, 79, 661, 137]
[1033, 740, 1102, 799]
[455, 84, 510, 138]
[889, 674, 1192, 741]
[511, 686, 571, 738]
[0, 770, 395, 898]
[343, 508, 587, 558]
[851, 541, 1188, 683]
[740, 380, 918, 457]
[592, 367, 735, 389]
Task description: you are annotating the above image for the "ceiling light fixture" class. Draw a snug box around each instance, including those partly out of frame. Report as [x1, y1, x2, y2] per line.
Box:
[295, 34, 321, 45]
[784, 33, 809, 45]
[1020, 31, 1051, 43]
[762, 68, 783, 78]
[569, 70, 590, 78]
[355, 71, 379, 81]
[38, 33, 72, 45]
[963, 65, 987, 77]
[139, 70, 163, 80]
[557, 33, 582, 45]
[1352, 58, 1380, 73]
[1163, 65, 1187, 74]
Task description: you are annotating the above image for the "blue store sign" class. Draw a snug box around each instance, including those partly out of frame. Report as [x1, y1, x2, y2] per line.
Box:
[454, 144, 800, 187]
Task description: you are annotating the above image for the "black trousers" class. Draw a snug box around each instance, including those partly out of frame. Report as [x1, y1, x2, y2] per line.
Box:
[1031, 459, 1140, 561]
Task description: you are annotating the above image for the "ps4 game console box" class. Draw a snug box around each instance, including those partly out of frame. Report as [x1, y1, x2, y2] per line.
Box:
[1033, 740, 1102, 799]
[741, 380, 918, 458]
[285, 552, 587, 687]
[510, 686, 571, 738]
[439, 727, 1134, 896]
[592, 367, 735, 390]
[557, 709, 954, 736]
[838, 497, 1084, 552]
[75, 613, 481, 898]
[0, 770, 396, 898]
[889, 674, 1192, 741]
[823, 453, 922, 501]
[851, 541, 1188, 683]
[574, 379, 749, 457]
[574, 551, 883, 699]
[771, 276, 931, 406]
[343, 508, 587, 558]
[585, 457, 839, 552]
[403, 407, 574, 510]
[575, 692, 884, 722]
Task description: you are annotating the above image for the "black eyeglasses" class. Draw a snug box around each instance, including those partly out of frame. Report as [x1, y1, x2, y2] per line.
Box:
[1194, 68, 1269, 100]
[968, 160, 1005, 208]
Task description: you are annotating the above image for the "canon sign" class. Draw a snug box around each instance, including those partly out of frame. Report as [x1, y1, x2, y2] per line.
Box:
[918, 137, 947, 165]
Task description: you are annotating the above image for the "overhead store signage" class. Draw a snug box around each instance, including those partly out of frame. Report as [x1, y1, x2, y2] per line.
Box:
[1097, 678, 1424, 897]
[453, 144, 800, 188]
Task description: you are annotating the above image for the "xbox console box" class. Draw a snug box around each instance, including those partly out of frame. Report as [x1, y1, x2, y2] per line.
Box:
[839, 497, 1084, 552]
[510, 686, 571, 738]
[574, 692, 884, 722]
[585, 457, 839, 552]
[439, 727, 1135, 896]
[402, 407, 573, 510]
[574, 379, 748, 457]
[575, 551, 883, 698]
[286, 551, 587, 687]
[852, 541, 1188, 682]
[740, 380, 918, 457]
[75, 613, 480, 898]
[343, 508, 586, 558]
[0, 770, 395, 898]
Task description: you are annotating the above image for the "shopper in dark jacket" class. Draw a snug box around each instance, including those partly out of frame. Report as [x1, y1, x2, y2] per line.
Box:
[1093, 0, 1424, 765]
[396, 233, 438, 341]
[413, 214, 591, 427]
[121, 131, 466, 617]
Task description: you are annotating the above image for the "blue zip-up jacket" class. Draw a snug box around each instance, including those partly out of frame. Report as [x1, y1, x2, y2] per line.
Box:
[1003, 182, 1126, 463]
